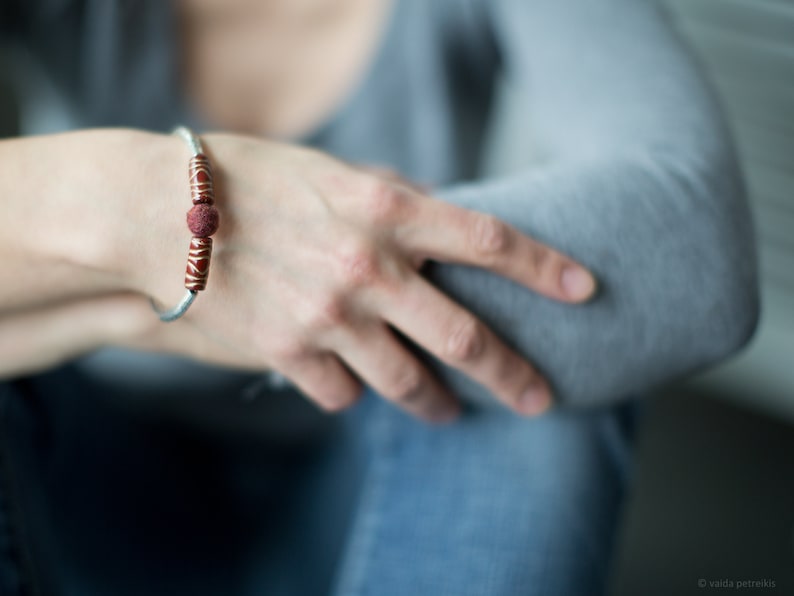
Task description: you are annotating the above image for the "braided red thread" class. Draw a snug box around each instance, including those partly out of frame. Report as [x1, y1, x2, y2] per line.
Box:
[185, 237, 213, 292]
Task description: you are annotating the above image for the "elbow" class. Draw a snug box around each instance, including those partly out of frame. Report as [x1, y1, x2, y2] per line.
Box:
[712, 261, 761, 361]
[628, 132, 761, 373]
[685, 266, 760, 377]
[716, 220, 761, 357]
[673, 147, 761, 366]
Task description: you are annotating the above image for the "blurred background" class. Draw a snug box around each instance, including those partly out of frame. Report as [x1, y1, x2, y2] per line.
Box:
[1, 0, 793, 594]
[611, 2, 794, 593]
[489, 0, 794, 593]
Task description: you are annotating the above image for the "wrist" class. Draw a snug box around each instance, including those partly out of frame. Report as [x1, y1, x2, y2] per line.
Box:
[121, 129, 189, 307]
[141, 130, 236, 318]
[46, 129, 187, 305]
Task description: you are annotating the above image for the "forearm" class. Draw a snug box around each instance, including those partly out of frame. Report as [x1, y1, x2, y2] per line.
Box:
[0, 129, 188, 377]
[0, 293, 153, 378]
[0, 129, 184, 312]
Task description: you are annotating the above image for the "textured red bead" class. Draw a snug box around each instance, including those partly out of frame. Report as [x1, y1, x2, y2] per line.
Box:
[185, 237, 213, 291]
[186, 204, 220, 237]
[189, 154, 215, 205]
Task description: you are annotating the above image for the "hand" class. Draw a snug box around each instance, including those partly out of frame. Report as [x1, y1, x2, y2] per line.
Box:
[128, 133, 596, 423]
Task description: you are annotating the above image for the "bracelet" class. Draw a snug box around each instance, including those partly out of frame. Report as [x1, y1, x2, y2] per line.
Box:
[150, 126, 220, 322]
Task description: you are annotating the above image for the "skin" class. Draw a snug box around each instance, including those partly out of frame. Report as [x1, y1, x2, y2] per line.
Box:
[0, 0, 597, 423]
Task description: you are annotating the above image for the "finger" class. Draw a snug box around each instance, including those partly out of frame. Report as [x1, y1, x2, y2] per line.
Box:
[399, 201, 596, 303]
[380, 274, 553, 416]
[278, 352, 363, 413]
[335, 323, 461, 424]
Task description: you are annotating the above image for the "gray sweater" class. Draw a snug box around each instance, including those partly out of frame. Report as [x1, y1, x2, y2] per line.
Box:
[1, 0, 759, 409]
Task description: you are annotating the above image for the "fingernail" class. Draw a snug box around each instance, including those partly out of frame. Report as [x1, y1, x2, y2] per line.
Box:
[561, 267, 596, 301]
[518, 383, 552, 416]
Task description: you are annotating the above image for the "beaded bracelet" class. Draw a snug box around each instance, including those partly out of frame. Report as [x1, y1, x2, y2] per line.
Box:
[150, 126, 220, 322]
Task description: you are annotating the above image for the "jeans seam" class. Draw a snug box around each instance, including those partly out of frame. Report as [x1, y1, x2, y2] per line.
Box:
[0, 383, 41, 596]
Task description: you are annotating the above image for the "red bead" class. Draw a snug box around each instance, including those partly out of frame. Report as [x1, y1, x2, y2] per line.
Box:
[185, 237, 213, 291]
[189, 154, 215, 205]
[187, 204, 220, 237]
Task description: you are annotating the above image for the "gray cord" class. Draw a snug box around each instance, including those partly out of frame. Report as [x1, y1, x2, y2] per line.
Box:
[173, 125, 204, 156]
[150, 289, 198, 322]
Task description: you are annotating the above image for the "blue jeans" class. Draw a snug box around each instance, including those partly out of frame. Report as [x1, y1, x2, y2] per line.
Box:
[0, 364, 635, 595]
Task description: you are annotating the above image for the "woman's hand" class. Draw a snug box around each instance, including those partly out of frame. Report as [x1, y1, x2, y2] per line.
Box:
[1, 130, 594, 421]
[119, 132, 595, 423]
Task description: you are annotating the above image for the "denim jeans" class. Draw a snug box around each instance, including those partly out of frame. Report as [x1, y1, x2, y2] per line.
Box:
[0, 364, 635, 595]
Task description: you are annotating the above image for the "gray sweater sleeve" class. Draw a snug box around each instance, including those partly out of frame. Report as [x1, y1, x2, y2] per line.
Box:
[423, 0, 760, 409]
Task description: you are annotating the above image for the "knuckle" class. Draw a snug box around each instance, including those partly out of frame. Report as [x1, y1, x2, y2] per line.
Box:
[530, 245, 551, 278]
[444, 316, 485, 362]
[324, 171, 357, 195]
[337, 240, 381, 286]
[363, 178, 405, 224]
[305, 295, 346, 331]
[471, 215, 510, 258]
[387, 366, 425, 403]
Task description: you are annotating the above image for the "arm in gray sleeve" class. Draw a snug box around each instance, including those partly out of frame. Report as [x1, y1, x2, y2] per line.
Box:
[422, 0, 759, 408]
